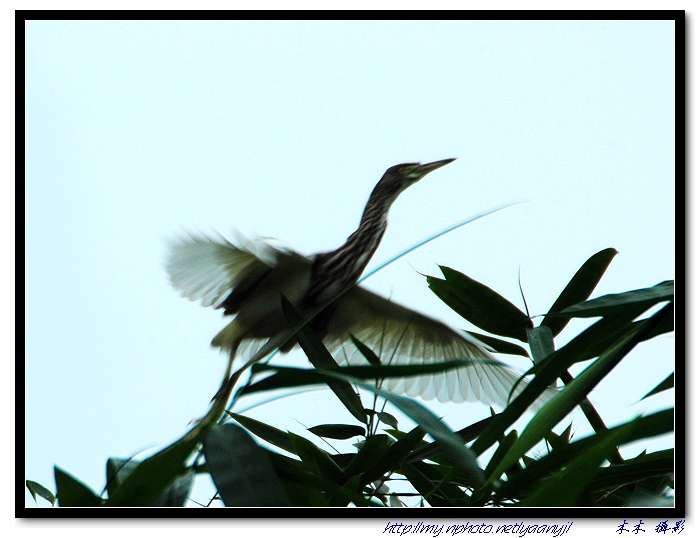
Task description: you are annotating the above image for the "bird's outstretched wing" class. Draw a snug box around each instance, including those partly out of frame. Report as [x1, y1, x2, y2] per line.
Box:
[324, 286, 535, 407]
[167, 234, 545, 407]
[166, 232, 311, 353]
[166, 232, 277, 309]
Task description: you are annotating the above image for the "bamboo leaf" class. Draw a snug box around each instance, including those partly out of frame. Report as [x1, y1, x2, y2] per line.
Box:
[559, 280, 673, 318]
[281, 295, 366, 424]
[527, 326, 555, 364]
[466, 331, 530, 357]
[496, 409, 673, 501]
[640, 373, 674, 401]
[542, 248, 618, 336]
[428, 267, 531, 341]
[288, 432, 347, 485]
[26, 480, 56, 506]
[203, 424, 290, 507]
[226, 411, 296, 454]
[54, 467, 102, 507]
[486, 303, 672, 483]
[308, 424, 366, 440]
[519, 421, 636, 506]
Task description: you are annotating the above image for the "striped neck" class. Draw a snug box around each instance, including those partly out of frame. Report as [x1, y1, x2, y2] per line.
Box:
[305, 180, 402, 306]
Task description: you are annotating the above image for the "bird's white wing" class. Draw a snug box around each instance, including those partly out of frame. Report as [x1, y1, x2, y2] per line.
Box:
[166, 232, 279, 309]
[324, 286, 536, 407]
[166, 232, 313, 355]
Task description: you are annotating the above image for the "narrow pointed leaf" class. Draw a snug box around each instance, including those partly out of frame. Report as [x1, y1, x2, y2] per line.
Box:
[640, 373, 674, 401]
[243, 359, 479, 390]
[466, 331, 530, 357]
[428, 267, 530, 341]
[343, 375, 484, 487]
[519, 421, 636, 506]
[26, 480, 56, 506]
[401, 460, 471, 506]
[265, 452, 330, 507]
[496, 409, 673, 501]
[406, 415, 497, 465]
[349, 333, 382, 366]
[400, 462, 451, 507]
[104, 433, 198, 506]
[343, 434, 392, 479]
[106, 458, 193, 507]
[559, 280, 674, 318]
[54, 467, 102, 507]
[288, 432, 346, 485]
[486, 303, 672, 482]
[484, 430, 519, 480]
[542, 248, 618, 336]
[588, 449, 674, 494]
[473, 303, 666, 458]
[308, 424, 366, 440]
[361, 426, 426, 485]
[226, 411, 297, 455]
[204, 424, 290, 507]
[281, 295, 366, 423]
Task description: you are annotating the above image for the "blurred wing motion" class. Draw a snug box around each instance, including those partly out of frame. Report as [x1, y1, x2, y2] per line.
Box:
[167, 233, 542, 408]
[326, 287, 530, 406]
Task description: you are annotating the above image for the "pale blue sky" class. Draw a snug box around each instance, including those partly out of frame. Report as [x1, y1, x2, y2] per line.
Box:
[25, 20, 675, 508]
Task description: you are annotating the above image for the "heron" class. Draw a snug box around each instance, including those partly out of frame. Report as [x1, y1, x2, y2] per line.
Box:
[167, 159, 531, 408]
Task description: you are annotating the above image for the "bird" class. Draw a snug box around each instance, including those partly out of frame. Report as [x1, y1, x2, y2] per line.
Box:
[167, 159, 532, 407]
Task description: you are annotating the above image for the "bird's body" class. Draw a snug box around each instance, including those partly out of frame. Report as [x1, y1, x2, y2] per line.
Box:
[167, 159, 532, 406]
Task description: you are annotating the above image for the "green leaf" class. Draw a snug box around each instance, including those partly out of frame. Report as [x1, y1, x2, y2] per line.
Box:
[104, 433, 199, 506]
[484, 430, 519, 481]
[559, 280, 673, 318]
[400, 462, 451, 507]
[26, 480, 56, 506]
[472, 298, 669, 459]
[541, 248, 618, 336]
[265, 452, 330, 507]
[360, 426, 426, 485]
[588, 449, 674, 495]
[244, 363, 484, 488]
[308, 424, 366, 440]
[349, 333, 382, 366]
[486, 303, 672, 483]
[406, 415, 497, 465]
[226, 411, 296, 454]
[496, 409, 673, 501]
[465, 331, 530, 357]
[641, 373, 674, 400]
[428, 267, 531, 341]
[105, 458, 193, 507]
[281, 295, 366, 424]
[519, 421, 636, 506]
[400, 461, 471, 506]
[244, 359, 482, 389]
[203, 424, 290, 507]
[527, 326, 555, 364]
[288, 432, 346, 485]
[343, 434, 392, 479]
[377, 411, 399, 429]
[54, 467, 102, 507]
[345, 375, 484, 488]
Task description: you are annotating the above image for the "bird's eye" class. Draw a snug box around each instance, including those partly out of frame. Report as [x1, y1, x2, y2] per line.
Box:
[400, 164, 419, 176]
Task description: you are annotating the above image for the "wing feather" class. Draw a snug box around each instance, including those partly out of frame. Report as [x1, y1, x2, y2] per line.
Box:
[325, 286, 540, 407]
[166, 232, 274, 308]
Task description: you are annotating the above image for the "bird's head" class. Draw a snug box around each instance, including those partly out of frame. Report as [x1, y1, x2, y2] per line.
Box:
[372, 158, 456, 206]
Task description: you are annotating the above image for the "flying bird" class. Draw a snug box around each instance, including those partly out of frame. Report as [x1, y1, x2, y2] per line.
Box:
[167, 159, 531, 406]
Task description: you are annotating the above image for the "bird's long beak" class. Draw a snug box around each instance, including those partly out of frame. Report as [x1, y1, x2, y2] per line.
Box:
[411, 158, 457, 179]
